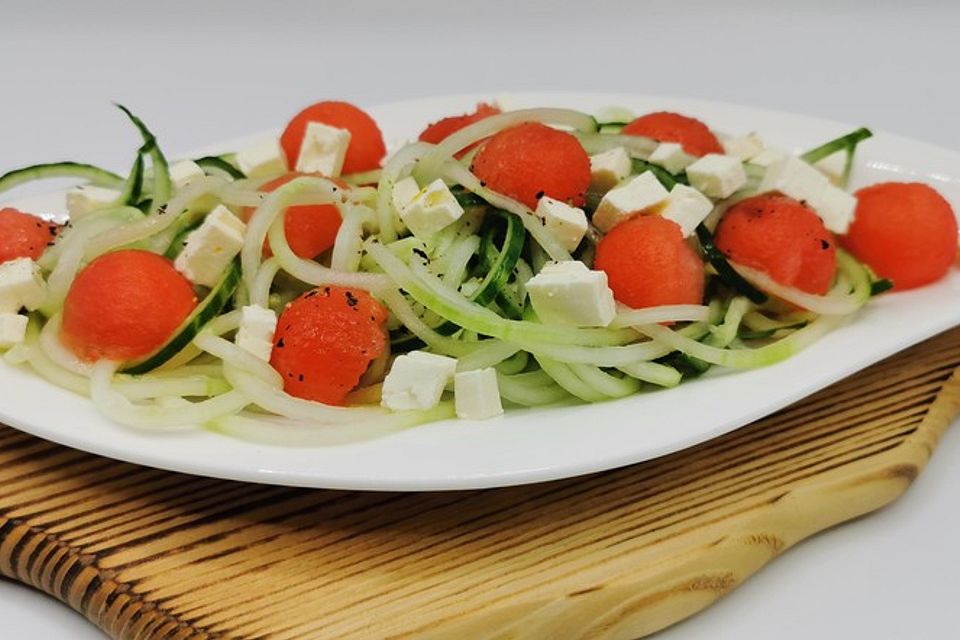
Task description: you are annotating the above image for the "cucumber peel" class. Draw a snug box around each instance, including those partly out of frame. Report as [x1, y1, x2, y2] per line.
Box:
[123, 260, 241, 375]
[0, 162, 124, 198]
[195, 156, 246, 181]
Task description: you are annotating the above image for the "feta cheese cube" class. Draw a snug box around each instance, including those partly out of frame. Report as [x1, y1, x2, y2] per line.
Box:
[814, 150, 847, 185]
[758, 156, 829, 206]
[235, 138, 288, 179]
[391, 176, 421, 212]
[295, 122, 351, 177]
[398, 179, 465, 239]
[381, 351, 458, 411]
[722, 133, 765, 161]
[649, 142, 696, 175]
[0, 313, 28, 348]
[527, 261, 616, 327]
[592, 172, 669, 233]
[454, 368, 503, 420]
[66, 185, 121, 220]
[660, 184, 714, 237]
[169, 159, 206, 190]
[235, 305, 278, 361]
[535, 197, 588, 252]
[749, 148, 788, 168]
[810, 184, 858, 234]
[0, 258, 47, 312]
[174, 205, 246, 287]
[686, 154, 747, 199]
[589, 147, 632, 192]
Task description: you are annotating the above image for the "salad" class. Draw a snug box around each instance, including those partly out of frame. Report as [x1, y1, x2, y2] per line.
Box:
[0, 99, 956, 445]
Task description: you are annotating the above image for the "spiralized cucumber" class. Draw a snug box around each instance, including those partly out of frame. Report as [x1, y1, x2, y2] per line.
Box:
[0, 162, 124, 198]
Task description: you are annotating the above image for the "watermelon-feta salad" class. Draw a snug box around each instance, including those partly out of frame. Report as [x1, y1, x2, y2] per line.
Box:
[0, 100, 956, 444]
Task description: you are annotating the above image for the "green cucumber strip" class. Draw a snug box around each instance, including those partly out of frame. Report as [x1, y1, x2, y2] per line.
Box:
[739, 322, 808, 341]
[431, 209, 527, 336]
[163, 217, 205, 260]
[195, 155, 246, 180]
[800, 127, 872, 188]
[631, 158, 688, 189]
[451, 184, 487, 210]
[114, 141, 153, 206]
[800, 127, 873, 164]
[473, 211, 525, 308]
[695, 224, 769, 304]
[115, 104, 171, 211]
[122, 260, 241, 375]
[0, 162, 124, 198]
[870, 278, 893, 296]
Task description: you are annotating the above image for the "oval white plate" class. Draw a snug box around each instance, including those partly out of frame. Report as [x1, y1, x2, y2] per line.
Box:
[2, 92, 960, 491]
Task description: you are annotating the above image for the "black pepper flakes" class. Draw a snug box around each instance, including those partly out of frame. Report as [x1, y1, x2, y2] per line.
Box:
[276, 338, 286, 348]
[298, 374, 304, 382]
[535, 190, 545, 200]
[412, 247, 429, 261]
[345, 291, 359, 307]
[820, 239, 831, 250]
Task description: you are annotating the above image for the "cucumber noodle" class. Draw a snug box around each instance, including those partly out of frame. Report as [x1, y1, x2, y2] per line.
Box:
[0, 103, 884, 443]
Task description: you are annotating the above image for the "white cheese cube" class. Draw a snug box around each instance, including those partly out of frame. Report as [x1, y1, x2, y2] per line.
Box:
[0, 313, 28, 348]
[758, 156, 829, 206]
[686, 154, 747, 199]
[722, 133, 765, 161]
[814, 151, 847, 185]
[381, 351, 458, 411]
[235, 305, 278, 361]
[174, 205, 246, 287]
[0, 258, 47, 312]
[399, 178, 465, 239]
[66, 185, 121, 220]
[391, 176, 421, 212]
[235, 138, 288, 179]
[659, 184, 714, 237]
[0, 312, 28, 347]
[810, 184, 858, 234]
[535, 197, 588, 252]
[169, 160, 206, 190]
[648, 142, 696, 175]
[295, 122, 351, 177]
[527, 261, 616, 327]
[592, 172, 669, 233]
[589, 147, 632, 192]
[454, 368, 503, 420]
[749, 148, 788, 168]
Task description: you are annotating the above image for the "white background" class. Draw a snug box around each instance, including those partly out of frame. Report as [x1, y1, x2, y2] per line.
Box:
[1, 1, 959, 637]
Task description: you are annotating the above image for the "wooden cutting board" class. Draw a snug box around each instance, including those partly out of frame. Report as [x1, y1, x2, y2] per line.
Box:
[1, 328, 959, 640]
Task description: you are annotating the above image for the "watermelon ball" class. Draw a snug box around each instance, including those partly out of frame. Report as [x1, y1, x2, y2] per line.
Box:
[471, 122, 591, 210]
[841, 182, 957, 290]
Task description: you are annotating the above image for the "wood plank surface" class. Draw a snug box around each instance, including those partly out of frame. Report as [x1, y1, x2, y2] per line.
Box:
[1, 327, 959, 639]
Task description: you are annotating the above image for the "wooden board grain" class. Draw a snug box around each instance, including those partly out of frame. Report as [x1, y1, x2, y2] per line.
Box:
[1, 327, 959, 639]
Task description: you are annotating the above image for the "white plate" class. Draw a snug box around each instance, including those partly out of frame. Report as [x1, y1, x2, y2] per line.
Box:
[2, 92, 960, 491]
